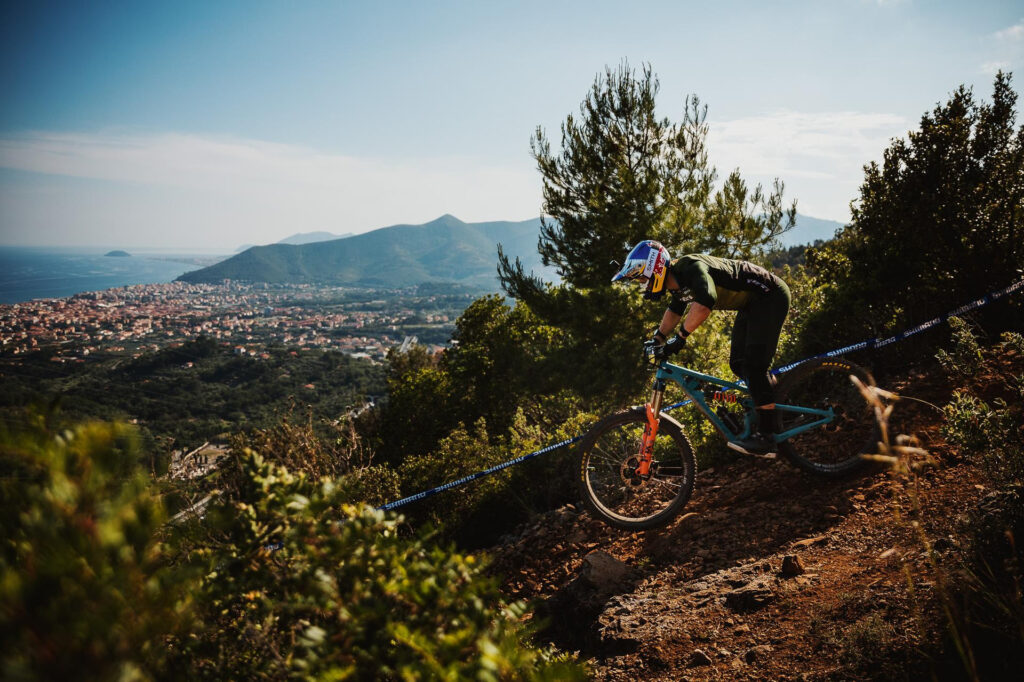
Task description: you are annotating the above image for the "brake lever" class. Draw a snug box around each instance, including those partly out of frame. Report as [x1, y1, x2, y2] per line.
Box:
[641, 339, 662, 367]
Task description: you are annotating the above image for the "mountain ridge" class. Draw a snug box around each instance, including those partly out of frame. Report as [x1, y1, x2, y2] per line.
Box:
[179, 215, 552, 289]
[781, 214, 844, 246]
[181, 212, 843, 288]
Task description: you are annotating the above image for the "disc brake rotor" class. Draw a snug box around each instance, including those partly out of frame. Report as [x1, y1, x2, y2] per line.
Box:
[620, 456, 649, 488]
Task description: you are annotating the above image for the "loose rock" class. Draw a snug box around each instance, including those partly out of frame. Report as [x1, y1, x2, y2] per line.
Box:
[744, 644, 774, 663]
[688, 649, 712, 667]
[725, 580, 776, 612]
[580, 551, 630, 590]
[781, 554, 805, 577]
[792, 534, 829, 548]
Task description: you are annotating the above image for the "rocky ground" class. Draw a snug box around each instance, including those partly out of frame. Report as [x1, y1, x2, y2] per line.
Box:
[489, 350, 1022, 680]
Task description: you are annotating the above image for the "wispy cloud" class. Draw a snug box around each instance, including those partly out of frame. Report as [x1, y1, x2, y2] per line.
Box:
[981, 60, 1010, 75]
[981, 19, 1023, 79]
[1, 112, 912, 246]
[995, 19, 1024, 41]
[708, 110, 910, 220]
[0, 131, 539, 248]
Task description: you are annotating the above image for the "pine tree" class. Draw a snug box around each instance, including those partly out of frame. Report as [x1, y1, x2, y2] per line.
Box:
[499, 60, 795, 299]
[492, 62, 795, 400]
[804, 71, 1024, 351]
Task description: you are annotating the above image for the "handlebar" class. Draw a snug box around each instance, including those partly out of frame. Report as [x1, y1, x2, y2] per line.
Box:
[642, 339, 661, 365]
[642, 337, 697, 368]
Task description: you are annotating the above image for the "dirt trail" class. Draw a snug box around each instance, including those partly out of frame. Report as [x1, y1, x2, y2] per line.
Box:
[489, 358, 1009, 680]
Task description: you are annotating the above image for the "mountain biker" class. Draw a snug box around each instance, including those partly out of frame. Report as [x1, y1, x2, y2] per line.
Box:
[611, 240, 791, 456]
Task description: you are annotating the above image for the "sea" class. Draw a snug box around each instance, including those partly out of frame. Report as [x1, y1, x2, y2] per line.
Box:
[0, 247, 224, 305]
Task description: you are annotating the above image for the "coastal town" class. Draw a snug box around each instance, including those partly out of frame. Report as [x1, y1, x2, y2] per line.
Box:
[0, 280, 470, 361]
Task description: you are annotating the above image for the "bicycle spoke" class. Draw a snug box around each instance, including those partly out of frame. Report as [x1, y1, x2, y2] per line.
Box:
[591, 443, 627, 467]
[582, 411, 695, 527]
[648, 477, 681, 491]
[776, 359, 877, 477]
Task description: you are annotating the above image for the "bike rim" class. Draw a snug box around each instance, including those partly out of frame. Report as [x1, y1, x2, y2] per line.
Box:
[778, 365, 877, 471]
[584, 419, 689, 524]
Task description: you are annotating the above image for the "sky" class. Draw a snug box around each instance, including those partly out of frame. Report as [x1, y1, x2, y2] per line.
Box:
[1, 0, 1022, 250]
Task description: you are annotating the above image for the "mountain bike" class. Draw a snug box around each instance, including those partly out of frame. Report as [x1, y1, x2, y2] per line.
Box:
[578, 347, 878, 530]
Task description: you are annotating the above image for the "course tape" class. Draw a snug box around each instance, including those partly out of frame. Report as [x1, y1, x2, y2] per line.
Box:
[377, 278, 1024, 512]
[773, 278, 1024, 374]
[377, 436, 584, 511]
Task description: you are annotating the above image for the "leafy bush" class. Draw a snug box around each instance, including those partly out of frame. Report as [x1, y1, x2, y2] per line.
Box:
[172, 450, 584, 680]
[397, 418, 513, 533]
[1, 415, 581, 679]
[206, 410, 402, 510]
[0, 417, 191, 680]
[803, 72, 1024, 359]
[935, 317, 985, 377]
[942, 390, 1023, 482]
[1002, 331, 1024, 354]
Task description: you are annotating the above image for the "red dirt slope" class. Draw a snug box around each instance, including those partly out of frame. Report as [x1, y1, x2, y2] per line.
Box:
[489, 350, 1021, 680]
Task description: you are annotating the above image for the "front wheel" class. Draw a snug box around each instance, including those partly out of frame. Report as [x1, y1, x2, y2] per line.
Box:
[775, 357, 879, 478]
[578, 407, 696, 530]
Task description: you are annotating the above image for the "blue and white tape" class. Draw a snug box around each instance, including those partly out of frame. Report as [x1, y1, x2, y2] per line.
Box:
[774, 278, 1023, 374]
[377, 435, 584, 511]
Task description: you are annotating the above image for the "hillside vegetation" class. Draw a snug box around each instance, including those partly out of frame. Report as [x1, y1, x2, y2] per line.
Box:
[2, 65, 1022, 678]
[0, 336, 386, 456]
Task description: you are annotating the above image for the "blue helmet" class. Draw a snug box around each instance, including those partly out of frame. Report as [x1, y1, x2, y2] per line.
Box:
[611, 240, 671, 300]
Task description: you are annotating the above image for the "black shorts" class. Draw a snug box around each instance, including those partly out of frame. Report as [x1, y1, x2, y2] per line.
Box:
[729, 279, 791, 404]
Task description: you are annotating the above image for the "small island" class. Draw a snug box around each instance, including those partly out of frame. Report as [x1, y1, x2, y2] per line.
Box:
[104, 250, 131, 257]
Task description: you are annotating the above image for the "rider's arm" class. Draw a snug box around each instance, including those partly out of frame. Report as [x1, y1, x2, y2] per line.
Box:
[657, 302, 711, 337]
[655, 301, 712, 335]
[681, 302, 712, 333]
[656, 308, 682, 338]
[659, 259, 715, 337]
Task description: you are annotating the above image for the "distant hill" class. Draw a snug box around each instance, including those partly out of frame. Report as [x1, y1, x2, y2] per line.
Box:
[104, 250, 131, 257]
[277, 230, 352, 245]
[184, 212, 842, 288]
[234, 231, 354, 253]
[178, 215, 554, 289]
[781, 214, 845, 247]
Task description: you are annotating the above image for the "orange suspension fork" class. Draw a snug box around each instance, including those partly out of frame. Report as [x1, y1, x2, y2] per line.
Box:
[638, 379, 666, 477]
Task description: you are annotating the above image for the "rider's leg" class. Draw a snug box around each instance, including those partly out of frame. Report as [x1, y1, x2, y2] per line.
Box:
[729, 310, 749, 381]
[746, 280, 791, 408]
[728, 283, 791, 456]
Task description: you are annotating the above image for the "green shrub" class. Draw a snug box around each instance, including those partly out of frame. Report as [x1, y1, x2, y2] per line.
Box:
[838, 612, 899, 670]
[396, 418, 518, 543]
[801, 73, 1024, 361]
[0, 418, 191, 680]
[210, 411, 401, 509]
[334, 463, 402, 508]
[935, 317, 985, 377]
[1002, 331, 1024, 354]
[942, 390, 1023, 482]
[1, 415, 580, 680]
[172, 449, 584, 680]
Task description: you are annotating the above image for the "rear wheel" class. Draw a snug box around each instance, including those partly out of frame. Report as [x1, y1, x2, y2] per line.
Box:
[578, 407, 696, 530]
[775, 357, 879, 477]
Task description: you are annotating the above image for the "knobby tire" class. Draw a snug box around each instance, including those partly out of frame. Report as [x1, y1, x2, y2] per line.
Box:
[775, 357, 879, 478]
[578, 407, 696, 530]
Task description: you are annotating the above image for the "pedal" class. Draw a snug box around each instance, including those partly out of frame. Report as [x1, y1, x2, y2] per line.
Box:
[726, 441, 778, 459]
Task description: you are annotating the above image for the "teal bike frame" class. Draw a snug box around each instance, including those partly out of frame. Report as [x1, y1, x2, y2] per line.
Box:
[654, 359, 835, 445]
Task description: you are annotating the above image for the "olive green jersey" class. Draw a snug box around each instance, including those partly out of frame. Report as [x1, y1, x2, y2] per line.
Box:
[667, 254, 782, 313]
